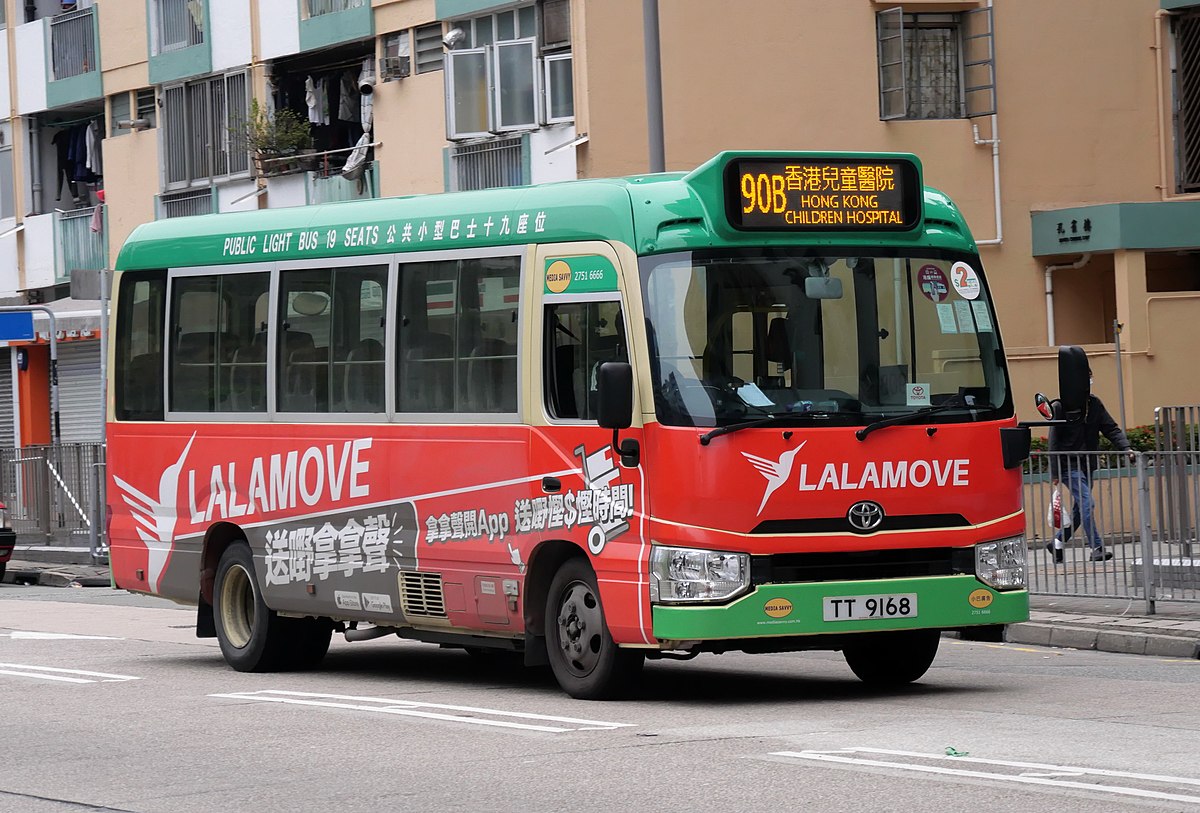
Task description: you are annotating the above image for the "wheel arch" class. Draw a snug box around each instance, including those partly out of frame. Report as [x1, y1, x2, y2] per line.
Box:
[200, 521, 250, 605]
[521, 538, 587, 665]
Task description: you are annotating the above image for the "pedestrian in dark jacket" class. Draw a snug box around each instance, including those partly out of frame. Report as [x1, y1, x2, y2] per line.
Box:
[1047, 370, 1133, 563]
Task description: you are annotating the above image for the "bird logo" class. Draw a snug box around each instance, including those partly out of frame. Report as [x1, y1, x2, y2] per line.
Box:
[112, 432, 196, 594]
[742, 441, 806, 516]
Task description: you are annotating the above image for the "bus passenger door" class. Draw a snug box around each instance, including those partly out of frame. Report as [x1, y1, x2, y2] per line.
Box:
[527, 243, 649, 646]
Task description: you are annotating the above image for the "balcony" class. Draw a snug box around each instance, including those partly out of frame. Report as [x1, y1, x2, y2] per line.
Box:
[308, 161, 378, 204]
[299, 0, 372, 51]
[47, 7, 102, 109]
[54, 206, 107, 283]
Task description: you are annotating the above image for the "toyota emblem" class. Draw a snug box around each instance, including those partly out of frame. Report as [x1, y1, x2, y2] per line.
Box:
[847, 500, 885, 532]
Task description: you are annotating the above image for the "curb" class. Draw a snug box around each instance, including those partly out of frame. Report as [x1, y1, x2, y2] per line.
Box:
[1006, 621, 1200, 659]
[3, 566, 111, 589]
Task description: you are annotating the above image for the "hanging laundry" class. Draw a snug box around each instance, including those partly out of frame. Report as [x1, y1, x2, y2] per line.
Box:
[89, 202, 104, 235]
[50, 129, 78, 202]
[85, 120, 103, 176]
[338, 71, 360, 123]
[305, 76, 329, 125]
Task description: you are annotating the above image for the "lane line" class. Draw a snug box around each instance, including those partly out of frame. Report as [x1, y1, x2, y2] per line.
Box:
[0, 662, 140, 682]
[771, 751, 1200, 805]
[0, 669, 93, 684]
[834, 747, 1200, 787]
[210, 690, 635, 733]
[3, 631, 124, 640]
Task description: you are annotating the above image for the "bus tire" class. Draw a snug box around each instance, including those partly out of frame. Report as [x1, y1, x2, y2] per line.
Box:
[213, 542, 291, 672]
[545, 557, 644, 700]
[285, 617, 333, 670]
[843, 629, 940, 686]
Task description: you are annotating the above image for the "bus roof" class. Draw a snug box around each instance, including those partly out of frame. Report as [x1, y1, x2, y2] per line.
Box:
[115, 152, 976, 271]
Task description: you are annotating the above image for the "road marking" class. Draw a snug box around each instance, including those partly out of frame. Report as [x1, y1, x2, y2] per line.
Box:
[2, 631, 124, 640]
[210, 690, 636, 733]
[0, 662, 141, 683]
[771, 748, 1200, 805]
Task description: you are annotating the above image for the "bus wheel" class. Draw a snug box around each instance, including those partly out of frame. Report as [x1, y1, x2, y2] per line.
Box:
[213, 543, 290, 672]
[843, 629, 941, 686]
[545, 558, 644, 699]
[285, 617, 333, 670]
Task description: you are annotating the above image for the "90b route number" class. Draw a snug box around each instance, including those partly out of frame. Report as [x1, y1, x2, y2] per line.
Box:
[822, 593, 918, 622]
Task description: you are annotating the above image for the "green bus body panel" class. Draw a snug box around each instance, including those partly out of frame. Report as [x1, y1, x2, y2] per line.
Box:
[116, 152, 977, 271]
[651, 576, 1027, 640]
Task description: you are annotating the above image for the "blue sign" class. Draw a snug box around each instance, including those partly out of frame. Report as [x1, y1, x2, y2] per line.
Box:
[0, 312, 35, 341]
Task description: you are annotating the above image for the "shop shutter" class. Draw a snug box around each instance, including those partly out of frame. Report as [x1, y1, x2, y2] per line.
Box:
[0, 349, 13, 447]
[56, 341, 104, 444]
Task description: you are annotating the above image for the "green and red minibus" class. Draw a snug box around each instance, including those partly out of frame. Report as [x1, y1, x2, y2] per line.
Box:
[107, 152, 1030, 698]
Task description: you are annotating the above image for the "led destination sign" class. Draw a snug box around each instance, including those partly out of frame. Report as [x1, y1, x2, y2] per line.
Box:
[725, 157, 921, 231]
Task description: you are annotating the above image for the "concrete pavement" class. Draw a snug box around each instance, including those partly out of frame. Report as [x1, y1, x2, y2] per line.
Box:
[4, 558, 1198, 659]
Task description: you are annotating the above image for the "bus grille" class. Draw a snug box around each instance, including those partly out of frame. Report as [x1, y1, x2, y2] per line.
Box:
[750, 547, 976, 585]
[399, 571, 447, 618]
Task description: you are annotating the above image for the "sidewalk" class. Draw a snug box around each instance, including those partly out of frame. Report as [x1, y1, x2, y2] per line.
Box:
[4, 558, 1199, 659]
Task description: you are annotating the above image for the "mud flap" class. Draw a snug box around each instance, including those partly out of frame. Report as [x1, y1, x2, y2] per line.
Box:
[196, 594, 216, 638]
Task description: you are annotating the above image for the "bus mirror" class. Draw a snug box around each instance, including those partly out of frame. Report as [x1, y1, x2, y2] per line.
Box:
[1034, 392, 1056, 420]
[597, 362, 633, 430]
[1057, 345, 1089, 418]
[804, 277, 843, 299]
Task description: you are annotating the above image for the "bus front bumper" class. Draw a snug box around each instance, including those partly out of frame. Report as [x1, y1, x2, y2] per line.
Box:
[651, 575, 1028, 641]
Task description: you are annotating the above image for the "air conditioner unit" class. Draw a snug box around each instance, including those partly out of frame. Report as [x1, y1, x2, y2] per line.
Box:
[380, 55, 411, 81]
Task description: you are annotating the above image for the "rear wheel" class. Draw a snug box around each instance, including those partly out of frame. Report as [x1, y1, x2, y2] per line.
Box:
[0, 562, 6, 582]
[214, 543, 297, 672]
[545, 557, 643, 699]
[843, 629, 941, 686]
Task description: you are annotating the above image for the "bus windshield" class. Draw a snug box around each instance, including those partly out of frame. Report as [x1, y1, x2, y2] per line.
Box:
[639, 249, 1010, 428]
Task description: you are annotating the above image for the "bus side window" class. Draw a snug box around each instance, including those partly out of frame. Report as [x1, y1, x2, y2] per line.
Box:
[114, 272, 166, 421]
[544, 300, 625, 421]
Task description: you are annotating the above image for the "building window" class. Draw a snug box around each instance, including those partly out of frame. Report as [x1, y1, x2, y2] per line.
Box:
[162, 72, 249, 188]
[448, 135, 525, 192]
[0, 121, 13, 221]
[154, 0, 205, 53]
[381, 32, 412, 81]
[1174, 10, 1200, 193]
[158, 187, 213, 218]
[137, 88, 158, 129]
[109, 92, 131, 137]
[305, 0, 366, 17]
[876, 7, 995, 121]
[446, 2, 571, 140]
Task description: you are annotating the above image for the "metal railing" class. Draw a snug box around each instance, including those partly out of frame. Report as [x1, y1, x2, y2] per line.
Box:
[309, 161, 377, 204]
[54, 206, 106, 282]
[1024, 450, 1200, 611]
[50, 8, 97, 81]
[0, 443, 106, 561]
[450, 136, 525, 191]
[306, 0, 366, 17]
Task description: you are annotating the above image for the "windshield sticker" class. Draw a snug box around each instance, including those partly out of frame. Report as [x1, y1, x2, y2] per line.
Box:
[907, 383, 931, 407]
[544, 255, 619, 294]
[950, 261, 981, 300]
[918, 265, 949, 302]
[736, 382, 774, 407]
[936, 303, 958, 334]
[954, 300, 976, 333]
[971, 301, 994, 332]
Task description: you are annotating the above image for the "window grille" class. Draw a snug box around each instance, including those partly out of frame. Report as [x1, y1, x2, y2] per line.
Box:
[541, 0, 571, 50]
[449, 135, 525, 191]
[50, 8, 96, 81]
[55, 207, 106, 279]
[163, 72, 249, 187]
[156, 0, 204, 53]
[110, 92, 131, 137]
[1175, 11, 1200, 192]
[159, 187, 213, 219]
[136, 88, 158, 128]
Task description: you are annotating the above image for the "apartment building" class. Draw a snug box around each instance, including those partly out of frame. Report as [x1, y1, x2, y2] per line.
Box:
[0, 0, 1195, 446]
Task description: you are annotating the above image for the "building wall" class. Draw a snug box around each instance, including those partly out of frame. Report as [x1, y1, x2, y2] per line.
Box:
[102, 128, 159, 268]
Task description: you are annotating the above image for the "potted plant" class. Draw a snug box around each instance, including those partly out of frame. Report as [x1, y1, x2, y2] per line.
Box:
[245, 99, 312, 177]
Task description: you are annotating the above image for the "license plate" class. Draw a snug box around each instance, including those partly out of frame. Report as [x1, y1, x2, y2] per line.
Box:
[822, 593, 918, 622]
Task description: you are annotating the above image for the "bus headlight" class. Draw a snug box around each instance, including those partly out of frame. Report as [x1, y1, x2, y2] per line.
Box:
[649, 545, 750, 604]
[976, 536, 1026, 590]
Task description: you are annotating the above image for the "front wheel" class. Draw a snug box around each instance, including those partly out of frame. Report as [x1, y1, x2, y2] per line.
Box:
[843, 629, 941, 686]
[545, 558, 643, 699]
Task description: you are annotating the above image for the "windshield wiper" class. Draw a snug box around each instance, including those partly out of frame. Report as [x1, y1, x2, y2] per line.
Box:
[698, 410, 854, 446]
[699, 415, 776, 445]
[855, 398, 975, 442]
